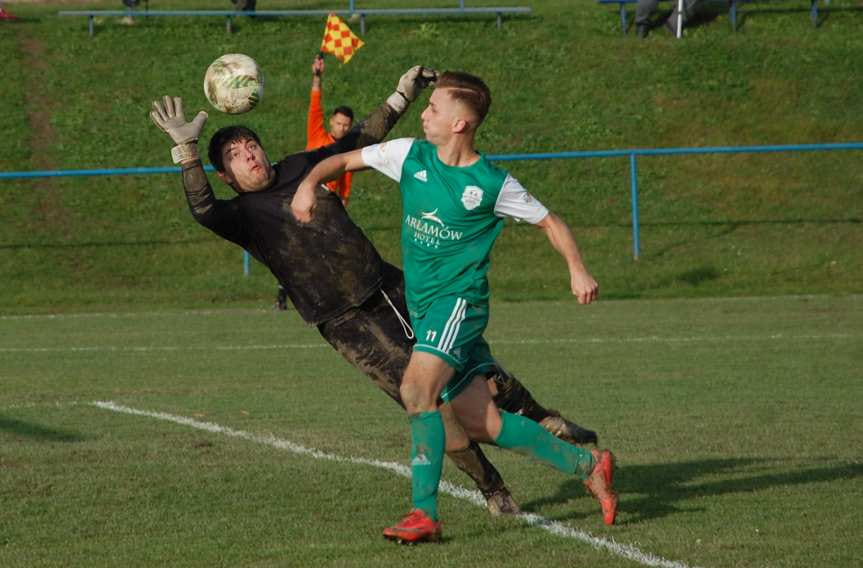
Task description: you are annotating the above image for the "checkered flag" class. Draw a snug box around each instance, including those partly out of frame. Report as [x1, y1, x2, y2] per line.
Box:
[320, 13, 365, 64]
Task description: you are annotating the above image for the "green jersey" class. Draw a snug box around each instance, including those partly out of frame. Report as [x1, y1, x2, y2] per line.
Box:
[362, 138, 549, 318]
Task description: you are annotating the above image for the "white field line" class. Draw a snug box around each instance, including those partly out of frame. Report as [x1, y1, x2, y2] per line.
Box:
[0, 401, 81, 410]
[1, 332, 856, 354]
[93, 400, 698, 568]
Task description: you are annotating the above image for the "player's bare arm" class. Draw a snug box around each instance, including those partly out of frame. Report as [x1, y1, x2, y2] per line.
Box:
[293, 65, 437, 223]
[292, 149, 368, 222]
[536, 212, 599, 305]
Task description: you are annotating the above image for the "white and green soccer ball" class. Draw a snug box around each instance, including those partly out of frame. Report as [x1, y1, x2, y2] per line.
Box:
[203, 53, 263, 114]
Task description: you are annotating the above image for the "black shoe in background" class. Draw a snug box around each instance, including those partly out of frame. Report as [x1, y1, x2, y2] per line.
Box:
[274, 286, 288, 310]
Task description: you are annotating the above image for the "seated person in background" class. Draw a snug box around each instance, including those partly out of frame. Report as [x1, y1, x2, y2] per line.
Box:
[636, 0, 704, 38]
[231, 0, 256, 12]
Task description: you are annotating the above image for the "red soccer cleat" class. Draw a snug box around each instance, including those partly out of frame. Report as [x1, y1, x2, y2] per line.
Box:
[584, 449, 618, 525]
[383, 509, 442, 544]
[0, 8, 17, 21]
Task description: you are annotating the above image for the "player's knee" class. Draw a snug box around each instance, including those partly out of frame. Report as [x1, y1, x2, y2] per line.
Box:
[399, 380, 436, 413]
[399, 386, 420, 412]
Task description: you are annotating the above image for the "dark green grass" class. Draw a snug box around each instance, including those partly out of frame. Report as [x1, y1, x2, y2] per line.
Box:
[1, 295, 861, 567]
[1, 1, 862, 312]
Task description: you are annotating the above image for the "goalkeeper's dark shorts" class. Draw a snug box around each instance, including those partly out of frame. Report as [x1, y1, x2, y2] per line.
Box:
[316, 263, 415, 407]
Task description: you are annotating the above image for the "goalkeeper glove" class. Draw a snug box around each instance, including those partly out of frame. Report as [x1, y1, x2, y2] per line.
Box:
[386, 66, 439, 114]
[149, 96, 208, 164]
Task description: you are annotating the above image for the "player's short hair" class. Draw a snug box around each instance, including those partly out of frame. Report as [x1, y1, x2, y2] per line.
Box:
[436, 71, 492, 125]
[331, 105, 354, 121]
[208, 125, 262, 172]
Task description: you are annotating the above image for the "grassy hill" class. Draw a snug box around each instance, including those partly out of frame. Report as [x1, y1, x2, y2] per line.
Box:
[1, 0, 861, 313]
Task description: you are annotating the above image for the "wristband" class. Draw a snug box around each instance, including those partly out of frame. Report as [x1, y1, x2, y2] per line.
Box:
[386, 91, 410, 114]
[171, 143, 199, 165]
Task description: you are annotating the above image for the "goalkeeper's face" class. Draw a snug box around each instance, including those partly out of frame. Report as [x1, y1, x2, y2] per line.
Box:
[217, 137, 274, 193]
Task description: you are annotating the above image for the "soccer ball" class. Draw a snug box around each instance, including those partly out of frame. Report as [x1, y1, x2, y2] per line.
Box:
[203, 53, 263, 114]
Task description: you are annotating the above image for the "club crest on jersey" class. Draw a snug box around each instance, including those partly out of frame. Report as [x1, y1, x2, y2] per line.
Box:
[461, 186, 483, 210]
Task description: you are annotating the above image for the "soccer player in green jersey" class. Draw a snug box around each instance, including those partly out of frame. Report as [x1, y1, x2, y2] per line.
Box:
[293, 71, 617, 543]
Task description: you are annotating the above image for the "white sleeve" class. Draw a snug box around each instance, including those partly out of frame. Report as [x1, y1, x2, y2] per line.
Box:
[493, 174, 549, 224]
[360, 138, 415, 183]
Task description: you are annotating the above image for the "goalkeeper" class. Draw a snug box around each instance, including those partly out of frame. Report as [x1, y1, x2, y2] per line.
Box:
[149, 66, 598, 516]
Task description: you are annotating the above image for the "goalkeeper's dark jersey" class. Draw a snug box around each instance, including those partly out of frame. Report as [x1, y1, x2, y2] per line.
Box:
[179, 102, 400, 325]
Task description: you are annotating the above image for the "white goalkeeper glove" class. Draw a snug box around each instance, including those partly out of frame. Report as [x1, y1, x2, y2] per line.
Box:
[150, 96, 208, 164]
[386, 65, 439, 114]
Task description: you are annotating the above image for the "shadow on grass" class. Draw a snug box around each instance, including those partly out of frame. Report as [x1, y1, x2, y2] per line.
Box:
[0, 416, 83, 442]
[676, 265, 720, 285]
[520, 457, 863, 524]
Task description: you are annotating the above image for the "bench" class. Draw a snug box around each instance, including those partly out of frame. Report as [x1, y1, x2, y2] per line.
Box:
[597, 0, 826, 35]
[59, 4, 532, 37]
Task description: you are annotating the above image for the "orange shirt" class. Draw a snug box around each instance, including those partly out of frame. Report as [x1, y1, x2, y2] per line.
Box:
[306, 89, 354, 204]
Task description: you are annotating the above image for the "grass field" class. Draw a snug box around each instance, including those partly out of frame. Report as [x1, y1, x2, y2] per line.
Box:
[2, 295, 861, 567]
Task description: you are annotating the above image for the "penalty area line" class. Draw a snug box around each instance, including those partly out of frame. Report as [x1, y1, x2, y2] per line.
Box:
[92, 400, 698, 568]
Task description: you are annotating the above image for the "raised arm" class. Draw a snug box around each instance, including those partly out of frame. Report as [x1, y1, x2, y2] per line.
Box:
[306, 55, 328, 149]
[322, 65, 437, 156]
[536, 212, 599, 305]
[149, 96, 247, 245]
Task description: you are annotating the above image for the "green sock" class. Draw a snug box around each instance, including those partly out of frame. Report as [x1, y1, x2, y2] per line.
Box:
[409, 410, 445, 520]
[494, 411, 595, 479]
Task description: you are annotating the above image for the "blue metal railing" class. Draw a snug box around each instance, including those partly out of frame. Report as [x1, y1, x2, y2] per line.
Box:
[485, 141, 863, 259]
[0, 165, 210, 179]
[3, 141, 862, 268]
[60, 1, 528, 36]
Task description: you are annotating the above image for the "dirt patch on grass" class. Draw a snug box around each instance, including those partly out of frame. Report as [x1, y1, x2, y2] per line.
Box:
[19, 35, 56, 170]
[15, 31, 72, 232]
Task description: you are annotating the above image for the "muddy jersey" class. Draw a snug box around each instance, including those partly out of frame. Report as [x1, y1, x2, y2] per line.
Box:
[180, 102, 401, 325]
[361, 138, 549, 318]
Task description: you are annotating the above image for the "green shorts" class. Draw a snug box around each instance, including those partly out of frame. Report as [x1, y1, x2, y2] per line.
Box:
[413, 296, 496, 402]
